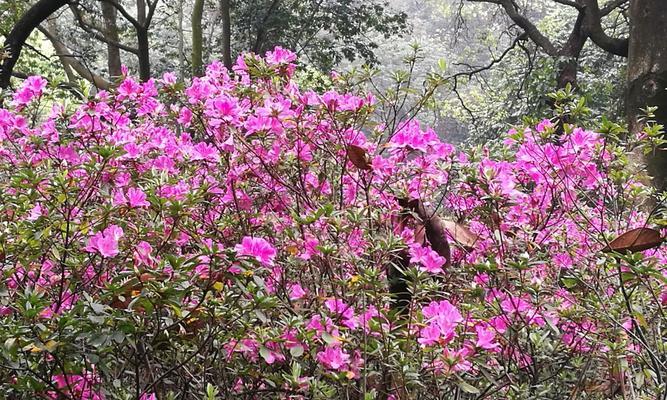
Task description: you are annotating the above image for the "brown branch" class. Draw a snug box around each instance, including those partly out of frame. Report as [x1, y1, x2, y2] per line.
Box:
[38, 25, 112, 91]
[145, 0, 160, 26]
[499, 0, 558, 55]
[553, 0, 583, 9]
[581, 0, 628, 57]
[559, 6, 587, 57]
[450, 32, 527, 81]
[0, 0, 70, 89]
[69, 4, 139, 54]
[600, 0, 629, 16]
[100, 0, 141, 29]
[468, 0, 558, 55]
[448, 33, 527, 123]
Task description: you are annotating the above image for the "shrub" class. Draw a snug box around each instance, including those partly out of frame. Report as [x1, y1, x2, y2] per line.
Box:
[0, 48, 665, 399]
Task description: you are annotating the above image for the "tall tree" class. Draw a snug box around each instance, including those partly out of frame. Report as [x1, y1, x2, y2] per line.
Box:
[467, 0, 667, 188]
[99, 0, 159, 81]
[191, 0, 205, 76]
[101, 1, 122, 77]
[3, 0, 407, 87]
[220, 0, 232, 69]
[0, 0, 70, 89]
[627, 0, 667, 188]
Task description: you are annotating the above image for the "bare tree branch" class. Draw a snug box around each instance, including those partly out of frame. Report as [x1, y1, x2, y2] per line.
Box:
[69, 4, 139, 54]
[600, 0, 629, 16]
[101, 0, 141, 29]
[553, 0, 583, 9]
[468, 0, 558, 55]
[0, 0, 70, 89]
[499, 0, 558, 55]
[449, 32, 529, 122]
[450, 32, 527, 82]
[38, 25, 112, 91]
[581, 0, 628, 57]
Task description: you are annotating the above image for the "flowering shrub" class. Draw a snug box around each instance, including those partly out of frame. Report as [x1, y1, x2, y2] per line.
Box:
[0, 48, 666, 399]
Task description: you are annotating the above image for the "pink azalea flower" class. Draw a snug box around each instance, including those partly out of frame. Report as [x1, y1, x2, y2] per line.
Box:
[235, 236, 277, 266]
[420, 300, 463, 344]
[265, 46, 297, 65]
[13, 76, 47, 106]
[409, 243, 446, 273]
[27, 203, 46, 221]
[288, 283, 306, 300]
[177, 107, 193, 125]
[161, 72, 177, 85]
[191, 142, 220, 163]
[50, 371, 103, 400]
[317, 346, 350, 370]
[475, 325, 500, 351]
[324, 298, 354, 320]
[127, 187, 150, 207]
[112, 190, 127, 207]
[418, 323, 441, 346]
[134, 241, 155, 267]
[86, 225, 124, 258]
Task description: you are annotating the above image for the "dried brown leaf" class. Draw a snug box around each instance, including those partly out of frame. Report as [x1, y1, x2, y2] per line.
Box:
[346, 145, 372, 171]
[602, 227, 662, 254]
[442, 220, 478, 249]
[424, 216, 452, 269]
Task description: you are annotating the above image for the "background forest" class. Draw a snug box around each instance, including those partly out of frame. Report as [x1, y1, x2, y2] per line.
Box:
[0, 0, 636, 142]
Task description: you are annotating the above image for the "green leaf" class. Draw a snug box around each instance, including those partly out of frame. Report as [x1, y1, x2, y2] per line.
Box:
[259, 346, 272, 363]
[561, 277, 578, 289]
[457, 381, 479, 394]
[321, 332, 337, 345]
[289, 345, 304, 357]
[90, 302, 105, 314]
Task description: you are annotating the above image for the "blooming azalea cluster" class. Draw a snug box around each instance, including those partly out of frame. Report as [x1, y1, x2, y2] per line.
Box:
[0, 48, 665, 399]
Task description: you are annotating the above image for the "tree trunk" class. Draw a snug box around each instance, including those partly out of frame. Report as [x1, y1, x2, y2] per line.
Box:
[177, 1, 185, 79]
[0, 0, 70, 89]
[191, 0, 205, 77]
[220, 0, 232, 69]
[136, 28, 151, 81]
[627, 0, 667, 190]
[556, 57, 579, 89]
[135, 0, 150, 81]
[556, 11, 587, 90]
[137, 0, 146, 25]
[102, 1, 122, 78]
[46, 19, 77, 84]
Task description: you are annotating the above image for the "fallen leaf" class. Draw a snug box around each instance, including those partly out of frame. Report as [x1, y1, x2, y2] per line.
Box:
[346, 145, 371, 171]
[423, 216, 451, 269]
[442, 220, 478, 249]
[602, 227, 662, 254]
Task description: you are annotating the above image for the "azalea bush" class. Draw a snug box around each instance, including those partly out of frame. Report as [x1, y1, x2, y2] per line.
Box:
[0, 48, 666, 400]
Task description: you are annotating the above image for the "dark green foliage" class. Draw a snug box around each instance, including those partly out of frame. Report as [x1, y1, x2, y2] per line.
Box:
[230, 0, 409, 70]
